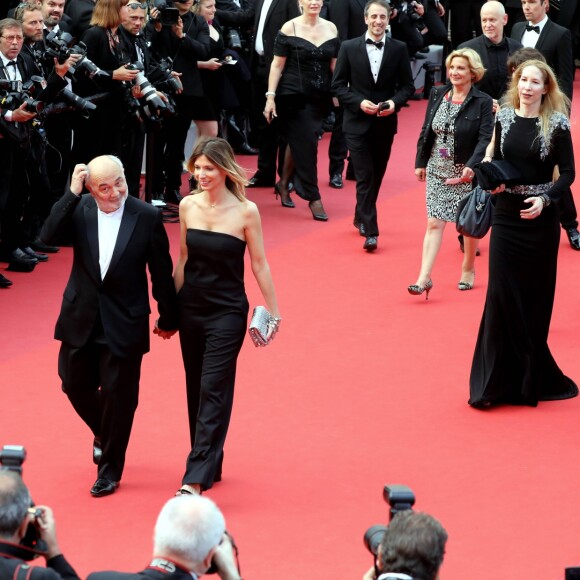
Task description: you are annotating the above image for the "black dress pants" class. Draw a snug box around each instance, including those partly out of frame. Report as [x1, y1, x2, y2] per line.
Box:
[328, 105, 348, 177]
[345, 120, 395, 237]
[58, 337, 142, 482]
[179, 311, 246, 491]
[559, 187, 578, 230]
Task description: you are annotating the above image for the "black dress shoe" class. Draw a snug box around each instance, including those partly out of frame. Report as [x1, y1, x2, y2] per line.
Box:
[0, 273, 13, 288]
[566, 228, 580, 250]
[90, 478, 119, 497]
[247, 174, 276, 188]
[363, 236, 378, 252]
[30, 239, 59, 253]
[234, 143, 259, 155]
[329, 174, 343, 189]
[93, 437, 102, 465]
[21, 247, 48, 262]
[163, 189, 183, 205]
[7, 249, 37, 272]
[353, 218, 366, 237]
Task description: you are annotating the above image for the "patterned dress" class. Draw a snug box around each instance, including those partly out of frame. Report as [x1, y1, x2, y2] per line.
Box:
[426, 98, 472, 221]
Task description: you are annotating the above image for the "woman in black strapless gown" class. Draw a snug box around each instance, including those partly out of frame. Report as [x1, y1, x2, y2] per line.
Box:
[173, 138, 281, 494]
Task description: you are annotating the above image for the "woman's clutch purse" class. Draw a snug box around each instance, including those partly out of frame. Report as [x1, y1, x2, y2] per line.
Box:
[248, 306, 281, 347]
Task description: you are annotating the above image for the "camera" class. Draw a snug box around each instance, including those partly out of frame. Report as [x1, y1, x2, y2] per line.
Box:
[0, 445, 48, 559]
[363, 484, 416, 557]
[153, 0, 180, 26]
[0, 76, 47, 114]
[44, 29, 107, 79]
[147, 57, 183, 95]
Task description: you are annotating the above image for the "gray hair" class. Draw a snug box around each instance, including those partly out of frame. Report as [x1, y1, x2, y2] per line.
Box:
[153, 496, 225, 566]
[0, 471, 31, 538]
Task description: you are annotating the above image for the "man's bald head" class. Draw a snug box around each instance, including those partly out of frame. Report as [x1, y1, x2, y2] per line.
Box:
[86, 155, 128, 213]
[481, 0, 508, 44]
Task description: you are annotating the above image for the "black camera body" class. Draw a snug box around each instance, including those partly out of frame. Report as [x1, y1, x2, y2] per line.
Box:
[363, 484, 416, 557]
[0, 76, 46, 114]
[153, 0, 180, 26]
[44, 29, 106, 79]
[0, 445, 48, 560]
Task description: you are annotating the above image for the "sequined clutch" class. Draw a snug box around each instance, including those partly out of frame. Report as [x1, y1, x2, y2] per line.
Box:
[248, 306, 280, 347]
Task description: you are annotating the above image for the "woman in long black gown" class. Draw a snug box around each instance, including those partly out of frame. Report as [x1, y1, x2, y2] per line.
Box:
[469, 60, 578, 408]
[174, 138, 281, 494]
[264, 0, 339, 221]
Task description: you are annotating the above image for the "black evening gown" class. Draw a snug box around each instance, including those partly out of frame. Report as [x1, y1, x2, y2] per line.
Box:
[274, 32, 340, 201]
[178, 229, 249, 490]
[469, 108, 578, 407]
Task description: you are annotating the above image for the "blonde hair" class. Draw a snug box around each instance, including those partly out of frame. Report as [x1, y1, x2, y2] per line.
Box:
[90, 0, 128, 28]
[506, 59, 570, 141]
[185, 137, 248, 201]
[445, 48, 486, 84]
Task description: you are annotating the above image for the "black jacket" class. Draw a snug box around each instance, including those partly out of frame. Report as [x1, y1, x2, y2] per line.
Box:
[415, 84, 494, 169]
[0, 542, 79, 579]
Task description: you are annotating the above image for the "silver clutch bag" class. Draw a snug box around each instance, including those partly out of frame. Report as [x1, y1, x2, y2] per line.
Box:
[248, 306, 280, 347]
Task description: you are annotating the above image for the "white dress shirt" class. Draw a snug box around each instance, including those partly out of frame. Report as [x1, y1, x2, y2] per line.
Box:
[97, 203, 125, 279]
[520, 15, 548, 48]
[255, 0, 275, 55]
[365, 33, 386, 83]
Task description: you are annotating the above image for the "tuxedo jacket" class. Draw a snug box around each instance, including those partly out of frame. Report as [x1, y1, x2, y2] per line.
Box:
[511, 19, 574, 100]
[40, 192, 178, 359]
[329, 0, 366, 41]
[415, 84, 494, 169]
[332, 35, 414, 136]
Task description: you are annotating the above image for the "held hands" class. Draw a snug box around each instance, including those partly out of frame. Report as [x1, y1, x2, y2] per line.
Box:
[70, 163, 88, 195]
[520, 196, 544, 220]
[153, 318, 177, 339]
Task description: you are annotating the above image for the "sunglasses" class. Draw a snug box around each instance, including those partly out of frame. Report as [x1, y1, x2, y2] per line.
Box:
[126, 2, 147, 8]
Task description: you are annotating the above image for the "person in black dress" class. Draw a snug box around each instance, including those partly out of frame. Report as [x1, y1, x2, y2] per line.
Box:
[174, 137, 281, 495]
[469, 60, 578, 408]
[264, 0, 339, 221]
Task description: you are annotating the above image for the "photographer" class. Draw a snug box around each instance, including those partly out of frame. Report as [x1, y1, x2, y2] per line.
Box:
[363, 511, 447, 580]
[87, 495, 242, 580]
[0, 470, 79, 579]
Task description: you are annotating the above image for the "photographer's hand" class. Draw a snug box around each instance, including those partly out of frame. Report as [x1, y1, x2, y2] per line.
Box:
[212, 533, 242, 580]
[54, 53, 83, 78]
[172, 17, 184, 39]
[112, 65, 140, 81]
[11, 103, 36, 122]
[34, 506, 62, 560]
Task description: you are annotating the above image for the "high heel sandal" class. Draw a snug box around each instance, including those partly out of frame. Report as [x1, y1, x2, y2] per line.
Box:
[274, 182, 295, 208]
[458, 272, 475, 291]
[308, 200, 328, 221]
[176, 484, 202, 496]
[407, 279, 433, 300]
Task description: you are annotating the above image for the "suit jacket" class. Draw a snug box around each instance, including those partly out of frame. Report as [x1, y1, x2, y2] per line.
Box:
[511, 19, 574, 100]
[329, 0, 366, 41]
[332, 35, 414, 136]
[415, 84, 494, 169]
[40, 192, 178, 358]
[64, 0, 95, 42]
[459, 34, 522, 100]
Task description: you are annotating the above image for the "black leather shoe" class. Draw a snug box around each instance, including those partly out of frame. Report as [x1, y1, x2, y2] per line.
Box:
[7, 249, 37, 272]
[248, 174, 276, 188]
[234, 143, 259, 155]
[353, 219, 366, 237]
[566, 228, 580, 250]
[21, 247, 48, 262]
[93, 437, 102, 465]
[30, 239, 59, 253]
[90, 478, 119, 497]
[363, 236, 378, 252]
[0, 273, 13, 288]
[163, 189, 182, 205]
[329, 174, 343, 189]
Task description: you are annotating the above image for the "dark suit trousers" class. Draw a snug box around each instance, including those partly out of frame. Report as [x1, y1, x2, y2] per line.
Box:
[328, 105, 348, 177]
[345, 120, 395, 237]
[179, 312, 246, 491]
[559, 187, 578, 230]
[58, 334, 142, 482]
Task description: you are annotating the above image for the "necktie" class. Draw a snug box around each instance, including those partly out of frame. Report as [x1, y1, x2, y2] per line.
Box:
[366, 38, 384, 50]
[525, 24, 540, 33]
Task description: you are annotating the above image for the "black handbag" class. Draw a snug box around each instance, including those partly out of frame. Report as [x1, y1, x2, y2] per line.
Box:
[473, 160, 522, 191]
[456, 185, 493, 239]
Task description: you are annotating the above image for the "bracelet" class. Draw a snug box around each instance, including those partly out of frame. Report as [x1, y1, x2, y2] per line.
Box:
[539, 194, 551, 207]
[265, 91, 276, 97]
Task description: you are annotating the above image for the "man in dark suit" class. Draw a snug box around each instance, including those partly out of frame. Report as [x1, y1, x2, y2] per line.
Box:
[63, 0, 95, 41]
[41, 0, 73, 34]
[511, 0, 579, 250]
[40, 156, 179, 498]
[87, 495, 240, 580]
[332, 0, 414, 252]
[459, 1, 522, 102]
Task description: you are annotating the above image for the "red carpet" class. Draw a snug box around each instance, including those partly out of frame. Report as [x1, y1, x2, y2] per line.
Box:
[2, 82, 580, 579]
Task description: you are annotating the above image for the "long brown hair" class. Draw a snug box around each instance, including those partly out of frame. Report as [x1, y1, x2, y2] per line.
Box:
[90, 0, 128, 28]
[185, 138, 248, 201]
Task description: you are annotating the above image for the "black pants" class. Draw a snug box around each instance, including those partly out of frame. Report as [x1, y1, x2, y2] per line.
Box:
[179, 309, 246, 491]
[328, 105, 348, 177]
[58, 338, 142, 482]
[346, 121, 395, 237]
[559, 187, 578, 230]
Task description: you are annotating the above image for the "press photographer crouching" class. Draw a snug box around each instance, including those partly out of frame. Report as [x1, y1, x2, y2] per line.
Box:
[363, 486, 447, 580]
[88, 495, 242, 580]
[0, 446, 79, 579]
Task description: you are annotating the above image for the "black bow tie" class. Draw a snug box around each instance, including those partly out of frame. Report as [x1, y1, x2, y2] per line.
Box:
[525, 24, 540, 33]
[366, 38, 384, 49]
[6, 60, 17, 66]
